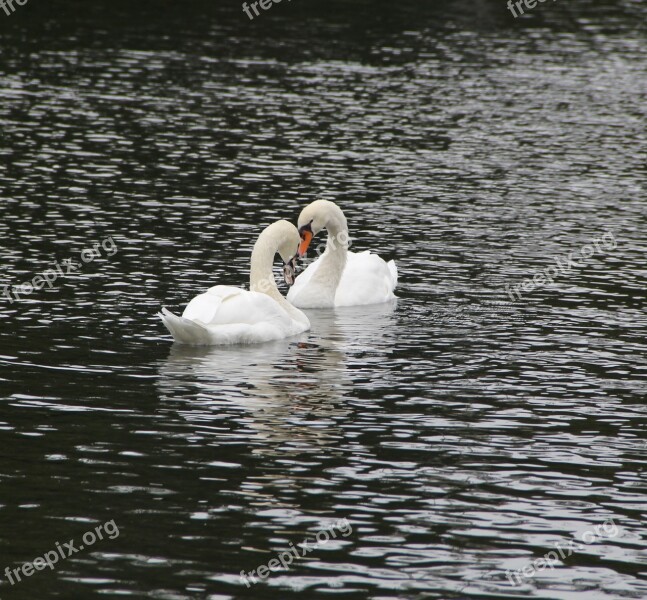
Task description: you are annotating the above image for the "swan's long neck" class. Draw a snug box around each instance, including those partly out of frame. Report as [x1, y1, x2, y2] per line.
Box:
[249, 234, 307, 323]
[310, 208, 349, 300]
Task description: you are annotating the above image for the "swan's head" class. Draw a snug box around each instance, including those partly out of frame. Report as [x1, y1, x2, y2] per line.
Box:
[258, 220, 300, 286]
[254, 220, 301, 261]
[296, 200, 347, 257]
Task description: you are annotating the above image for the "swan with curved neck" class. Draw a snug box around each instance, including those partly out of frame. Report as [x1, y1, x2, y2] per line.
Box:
[159, 220, 309, 345]
[286, 200, 397, 309]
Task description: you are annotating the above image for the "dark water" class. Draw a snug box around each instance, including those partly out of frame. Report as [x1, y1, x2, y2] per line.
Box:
[1, 0, 646, 598]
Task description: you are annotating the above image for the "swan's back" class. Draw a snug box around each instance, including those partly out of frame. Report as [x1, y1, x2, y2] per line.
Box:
[288, 249, 397, 308]
[334, 250, 397, 307]
[159, 285, 308, 345]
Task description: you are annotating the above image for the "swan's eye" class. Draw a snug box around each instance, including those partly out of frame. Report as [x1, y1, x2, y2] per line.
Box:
[298, 222, 313, 238]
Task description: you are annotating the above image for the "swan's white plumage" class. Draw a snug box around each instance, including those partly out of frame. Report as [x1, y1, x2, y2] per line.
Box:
[286, 200, 398, 309]
[159, 288, 306, 345]
[158, 221, 310, 345]
[288, 250, 398, 308]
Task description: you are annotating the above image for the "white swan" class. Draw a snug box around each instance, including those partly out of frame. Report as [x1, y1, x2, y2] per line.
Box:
[158, 220, 310, 345]
[286, 200, 398, 309]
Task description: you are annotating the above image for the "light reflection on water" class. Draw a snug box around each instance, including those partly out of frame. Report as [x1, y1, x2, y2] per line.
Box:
[156, 304, 398, 451]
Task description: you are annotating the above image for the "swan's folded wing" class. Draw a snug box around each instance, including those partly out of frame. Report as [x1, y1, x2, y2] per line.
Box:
[335, 250, 397, 306]
[211, 290, 295, 328]
[183, 285, 294, 329]
[181, 286, 235, 323]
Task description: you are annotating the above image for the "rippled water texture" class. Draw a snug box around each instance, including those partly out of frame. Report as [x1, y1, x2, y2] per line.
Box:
[1, 0, 646, 598]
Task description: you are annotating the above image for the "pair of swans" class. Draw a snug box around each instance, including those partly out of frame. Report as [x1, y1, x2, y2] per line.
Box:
[159, 201, 398, 345]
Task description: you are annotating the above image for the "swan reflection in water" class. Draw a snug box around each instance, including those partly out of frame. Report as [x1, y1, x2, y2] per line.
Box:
[156, 301, 398, 451]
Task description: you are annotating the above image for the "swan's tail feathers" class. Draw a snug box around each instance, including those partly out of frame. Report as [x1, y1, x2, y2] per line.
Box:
[158, 307, 211, 345]
[387, 260, 398, 289]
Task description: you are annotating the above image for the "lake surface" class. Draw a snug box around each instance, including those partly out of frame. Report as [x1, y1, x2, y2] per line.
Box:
[0, 0, 646, 598]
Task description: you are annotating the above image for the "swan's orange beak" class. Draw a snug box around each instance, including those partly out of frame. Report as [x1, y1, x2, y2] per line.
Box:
[298, 229, 313, 257]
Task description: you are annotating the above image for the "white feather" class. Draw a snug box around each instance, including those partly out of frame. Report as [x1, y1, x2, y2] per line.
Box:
[158, 221, 310, 346]
[286, 201, 398, 309]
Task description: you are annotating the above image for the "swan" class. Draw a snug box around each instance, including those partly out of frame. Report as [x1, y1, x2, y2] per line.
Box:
[286, 200, 398, 308]
[158, 220, 310, 345]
